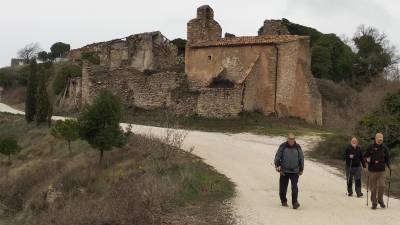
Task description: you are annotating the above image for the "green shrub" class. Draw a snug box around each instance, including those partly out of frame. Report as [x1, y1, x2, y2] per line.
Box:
[81, 52, 100, 65]
[356, 90, 400, 150]
[52, 64, 82, 95]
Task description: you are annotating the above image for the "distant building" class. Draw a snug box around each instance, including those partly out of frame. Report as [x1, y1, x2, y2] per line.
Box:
[11, 58, 26, 67]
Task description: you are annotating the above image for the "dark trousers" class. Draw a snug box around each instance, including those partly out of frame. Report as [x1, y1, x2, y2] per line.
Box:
[346, 166, 362, 194]
[279, 172, 299, 204]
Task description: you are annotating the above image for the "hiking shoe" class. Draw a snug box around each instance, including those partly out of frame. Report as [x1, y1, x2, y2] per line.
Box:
[348, 193, 353, 197]
[378, 201, 386, 208]
[371, 203, 378, 210]
[293, 202, 300, 209]
[356, 193, 364, 198]
[281, 202, 288, 207]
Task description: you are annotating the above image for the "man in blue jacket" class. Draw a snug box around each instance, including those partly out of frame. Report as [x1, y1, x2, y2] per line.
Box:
[274, 133, 304, 209]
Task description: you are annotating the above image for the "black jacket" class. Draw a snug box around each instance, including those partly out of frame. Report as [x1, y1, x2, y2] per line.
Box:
[344, 145, 366, 168]
[364, 143, 390, 172]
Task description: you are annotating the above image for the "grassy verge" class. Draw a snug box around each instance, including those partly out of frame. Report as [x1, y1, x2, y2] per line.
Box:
[0, 112, 235, 225]
[123, 108, 327, 136]
[308, 133, 400, 198]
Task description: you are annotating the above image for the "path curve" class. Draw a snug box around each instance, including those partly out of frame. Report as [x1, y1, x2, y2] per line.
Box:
[1, 103, 399, 225]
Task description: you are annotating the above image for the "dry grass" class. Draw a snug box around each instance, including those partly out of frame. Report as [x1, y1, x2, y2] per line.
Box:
[318, 77, 400, 133]
[0, 113, 235, 225]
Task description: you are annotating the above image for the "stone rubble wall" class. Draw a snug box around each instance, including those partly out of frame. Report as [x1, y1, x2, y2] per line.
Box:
[197, 87, 243, 118]
[68, 31, 179, 72]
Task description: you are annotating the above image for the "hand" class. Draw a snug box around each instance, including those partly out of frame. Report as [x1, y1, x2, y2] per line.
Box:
[276, 166, 281, 173]
[366, 157, 371, 163]
[349, 154, 354, 159]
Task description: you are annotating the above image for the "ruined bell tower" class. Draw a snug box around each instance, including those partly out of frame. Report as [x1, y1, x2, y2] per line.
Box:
[187, 5, 222, 45]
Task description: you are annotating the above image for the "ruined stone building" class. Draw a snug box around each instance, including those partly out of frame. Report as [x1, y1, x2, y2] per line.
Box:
[185, 5, 322, 124]
[61, 5, 322, 125]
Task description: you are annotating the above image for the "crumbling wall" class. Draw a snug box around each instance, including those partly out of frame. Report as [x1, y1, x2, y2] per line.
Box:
[187, 5, 222, 45]
[260, 20, 290, 35]
[68, 32, 179, 72]
[197, 87, 243, 118]
[78, 63, 195, 115]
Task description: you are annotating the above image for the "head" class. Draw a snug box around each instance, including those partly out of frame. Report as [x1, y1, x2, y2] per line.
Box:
[351, 137, 358, 148]
[287, 133, 296, 146]
[375, 133, 384, 145]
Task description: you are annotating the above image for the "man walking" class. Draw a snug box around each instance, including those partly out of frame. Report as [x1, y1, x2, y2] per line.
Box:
[274, 133, 304, 209]
[364, 133, 391, 210]
[344, 137, 366, 197]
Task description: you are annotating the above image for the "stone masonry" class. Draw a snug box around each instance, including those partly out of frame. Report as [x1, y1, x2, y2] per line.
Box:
[63, 5, 323, 124]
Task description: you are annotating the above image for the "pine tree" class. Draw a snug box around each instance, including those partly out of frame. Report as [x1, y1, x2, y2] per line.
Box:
[35, 69, 50, 125]
[78, 91, 125, 163]
[25, 60, 38, 123]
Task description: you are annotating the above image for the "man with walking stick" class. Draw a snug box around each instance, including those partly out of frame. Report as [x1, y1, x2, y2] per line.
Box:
[344, 137, 366, 197]
[364, 133, 391, 210]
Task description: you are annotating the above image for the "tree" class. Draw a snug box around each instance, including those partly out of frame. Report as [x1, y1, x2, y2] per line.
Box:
[50, 42, 70, 58]
[357, 90, 400, 151]
[35, 69, 51, 125]
[37, 51, 50, 62]
[353, 25, 399, 84]
[25, 60, 38, 123]
[51, 119, 79, 155]
[171, 38, 187, 56]
[78, 91, 125, 162]
[53, 64, 82, 95]
[0, 137, 20, 164]
[17, 43, 41, 62]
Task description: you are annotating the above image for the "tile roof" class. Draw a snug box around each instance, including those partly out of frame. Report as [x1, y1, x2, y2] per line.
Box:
[190, 35, 308, 48]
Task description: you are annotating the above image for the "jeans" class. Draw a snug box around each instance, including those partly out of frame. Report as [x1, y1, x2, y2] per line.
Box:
[346, 166, 362, 194]
[279, 172, 299, 204]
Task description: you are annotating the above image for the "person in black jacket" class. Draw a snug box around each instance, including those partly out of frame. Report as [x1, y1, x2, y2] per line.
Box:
[344, 137, 366, 197]
[364, 133, 391, 210]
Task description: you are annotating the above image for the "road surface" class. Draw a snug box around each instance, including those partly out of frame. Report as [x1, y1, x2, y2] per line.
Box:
[1, 103, 399, 225]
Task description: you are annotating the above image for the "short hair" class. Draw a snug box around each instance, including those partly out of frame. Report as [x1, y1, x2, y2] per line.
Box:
[375, 133, 384, 138]
[288, 133, 295, 138]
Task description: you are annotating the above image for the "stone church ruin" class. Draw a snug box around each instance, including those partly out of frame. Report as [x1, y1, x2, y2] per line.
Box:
[60, 5, 323, 124]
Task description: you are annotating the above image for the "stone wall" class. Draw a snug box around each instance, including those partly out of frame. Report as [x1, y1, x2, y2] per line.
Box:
[197, 87, 243, 118]
[275, 39, 323, 124]
[68, 32, 179, 72]
[187, 5, 222, 44]
[260, 20, 290, 35]
[77, 63, 196, 115]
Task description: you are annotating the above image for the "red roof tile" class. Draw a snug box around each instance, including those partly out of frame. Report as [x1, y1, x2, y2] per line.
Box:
[190, 35, 308, 48]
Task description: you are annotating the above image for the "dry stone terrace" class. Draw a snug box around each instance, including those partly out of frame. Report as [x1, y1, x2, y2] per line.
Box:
[60, 5, 323, 125]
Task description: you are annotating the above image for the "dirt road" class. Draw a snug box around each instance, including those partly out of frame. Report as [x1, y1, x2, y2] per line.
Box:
[1, 103, 399, 225]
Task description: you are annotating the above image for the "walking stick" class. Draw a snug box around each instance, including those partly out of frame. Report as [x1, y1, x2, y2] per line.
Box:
[366, 170, 369, 206]
[387, 168, 392, 208]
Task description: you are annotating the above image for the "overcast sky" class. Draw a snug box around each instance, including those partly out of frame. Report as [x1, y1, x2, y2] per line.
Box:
[0, 0, 399, 67]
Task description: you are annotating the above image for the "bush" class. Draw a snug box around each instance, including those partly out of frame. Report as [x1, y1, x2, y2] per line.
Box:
[81, 52, 100, 65]
[52, 64, 82, 95]
[356, 90, 400, 148]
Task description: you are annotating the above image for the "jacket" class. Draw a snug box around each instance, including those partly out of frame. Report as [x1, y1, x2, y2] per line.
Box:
[274, 142, 304, 174]
[343, 145, 366, 168]
[364, 143, 390, 172]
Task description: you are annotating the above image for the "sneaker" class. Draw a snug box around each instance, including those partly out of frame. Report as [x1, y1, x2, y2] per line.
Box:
[293, 202, 300, 209]
[356, 193, 364, 198]
[378, 201, 386, 208]
[281, 202, 288, 207]
[371, 203, 378, 210]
